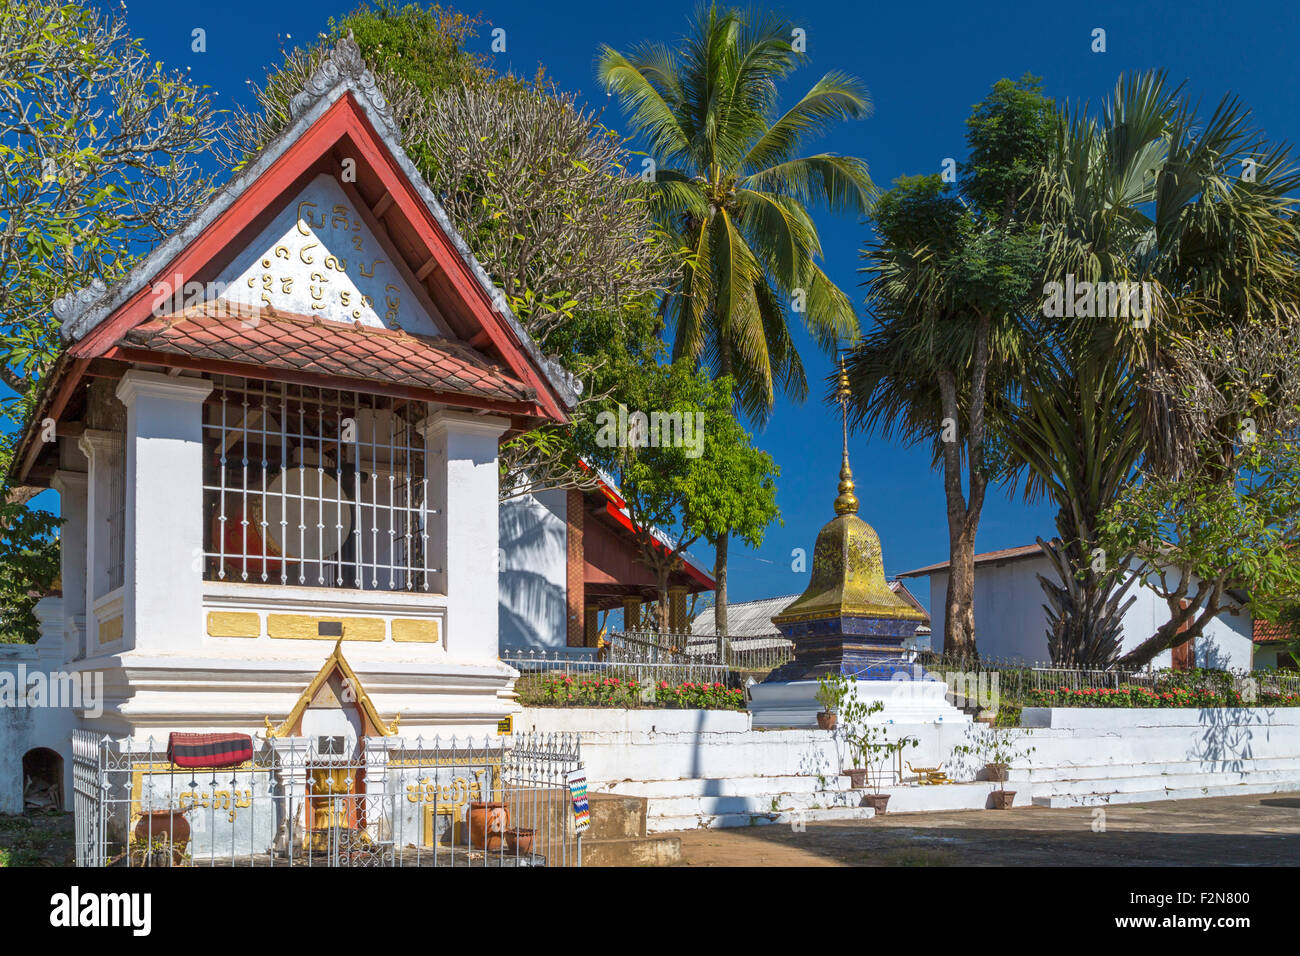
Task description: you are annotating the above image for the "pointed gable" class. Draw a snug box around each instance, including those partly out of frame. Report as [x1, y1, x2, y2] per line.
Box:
[49, 35, 576, 420]
[264, 641, 399, 738]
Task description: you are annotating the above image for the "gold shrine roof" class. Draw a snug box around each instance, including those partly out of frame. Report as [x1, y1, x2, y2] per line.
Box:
[772, 512, 927, 625]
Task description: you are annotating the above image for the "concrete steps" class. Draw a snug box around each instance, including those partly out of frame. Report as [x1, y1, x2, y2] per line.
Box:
[581, 793, 681, 866]
[594, 774, 1041, 832]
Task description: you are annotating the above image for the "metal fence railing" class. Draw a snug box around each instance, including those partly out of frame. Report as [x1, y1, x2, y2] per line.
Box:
[502, 646, 733, 688]
[72, 730, 583, 868]
[916, 653, 1298, 706]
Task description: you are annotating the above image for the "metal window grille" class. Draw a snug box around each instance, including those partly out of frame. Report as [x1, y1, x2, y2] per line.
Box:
[201, 377, 435, 591]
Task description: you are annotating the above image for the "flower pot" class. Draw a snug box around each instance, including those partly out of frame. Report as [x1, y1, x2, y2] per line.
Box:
[132, 810, 190, 866]
[984, 762, 1009, 782]
[990, 790, 1016, 810]
[816, 711, 837, 730]
[504, 827, 536, 855]
[467, 801, 510, 850]
[847, 768, 869, 789]
[864, 793, 890, 814]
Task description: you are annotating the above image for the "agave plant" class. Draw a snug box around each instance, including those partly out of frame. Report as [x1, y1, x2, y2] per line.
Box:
[1003, 346, 1144, 667]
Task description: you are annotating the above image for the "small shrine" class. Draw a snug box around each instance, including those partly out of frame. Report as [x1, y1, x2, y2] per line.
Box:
[749, 360, 968, 727]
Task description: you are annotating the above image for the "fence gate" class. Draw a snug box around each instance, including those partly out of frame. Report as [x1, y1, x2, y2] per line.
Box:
[72, 730, 106, 868]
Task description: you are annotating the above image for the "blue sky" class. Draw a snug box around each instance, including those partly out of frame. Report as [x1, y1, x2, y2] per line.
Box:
[86, 0, 1300, 611]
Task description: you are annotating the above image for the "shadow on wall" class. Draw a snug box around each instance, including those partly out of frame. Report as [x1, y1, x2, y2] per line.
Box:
[499, 493, 567, 651]
[1191, 707, 1264, 773]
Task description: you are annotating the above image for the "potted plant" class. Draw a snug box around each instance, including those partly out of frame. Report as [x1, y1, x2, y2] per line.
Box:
[131, 808, 191, 866]
[468, 801, 511, 849]
[814, 672, 848, 730]
[954, 723, 1034, 809]
[846, 703, 919, 814]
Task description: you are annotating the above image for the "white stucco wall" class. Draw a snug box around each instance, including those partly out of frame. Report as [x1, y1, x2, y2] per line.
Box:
[499, 489, 568, 650]
[917, 555, 1257, 669]
[0, 600, 79, 814]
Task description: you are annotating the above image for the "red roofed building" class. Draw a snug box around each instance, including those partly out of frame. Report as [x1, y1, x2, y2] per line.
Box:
[3, 36, 683, 806]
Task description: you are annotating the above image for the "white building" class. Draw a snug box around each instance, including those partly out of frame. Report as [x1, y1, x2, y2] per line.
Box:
[0, 39, 580, 814]
[899, 544, 1266, 670]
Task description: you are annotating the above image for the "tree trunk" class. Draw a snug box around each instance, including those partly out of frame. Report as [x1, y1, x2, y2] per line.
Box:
[944, 524, 978, 658]
[1116, 582, 1224, 669]
[713, 531, 729, 659]
[654, 564, 670, 633]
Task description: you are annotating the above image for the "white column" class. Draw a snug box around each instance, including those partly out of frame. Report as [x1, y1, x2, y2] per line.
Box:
[116, 371, 214, 655]
[419, 409, 508, 662]
[51, 469, 88, 660]
[77, 430, 121, 651]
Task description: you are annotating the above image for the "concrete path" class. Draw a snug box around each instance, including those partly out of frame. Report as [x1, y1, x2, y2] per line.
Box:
[673, 791, 1300, 866]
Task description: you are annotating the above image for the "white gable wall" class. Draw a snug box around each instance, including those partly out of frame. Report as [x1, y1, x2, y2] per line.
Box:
[211, 175, 451, 336]
[498, 489, 568, 651]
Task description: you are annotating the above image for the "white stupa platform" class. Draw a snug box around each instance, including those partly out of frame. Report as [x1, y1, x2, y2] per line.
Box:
[748, 676, 970, 729]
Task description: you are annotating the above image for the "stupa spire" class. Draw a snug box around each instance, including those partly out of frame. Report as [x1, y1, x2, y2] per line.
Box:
[833, 353, 858, 516]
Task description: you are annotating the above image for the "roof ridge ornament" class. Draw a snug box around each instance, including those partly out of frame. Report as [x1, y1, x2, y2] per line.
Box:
[53, 278, 108, 329]
[289, 31, 397, 136]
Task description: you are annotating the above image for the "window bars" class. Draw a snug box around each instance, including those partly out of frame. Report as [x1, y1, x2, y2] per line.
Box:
[201, 377, 436, 591]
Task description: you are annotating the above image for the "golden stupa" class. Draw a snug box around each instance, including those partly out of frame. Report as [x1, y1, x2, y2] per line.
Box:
[772, 358, 926, 628]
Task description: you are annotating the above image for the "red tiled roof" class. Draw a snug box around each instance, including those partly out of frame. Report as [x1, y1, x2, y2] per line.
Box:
[1254, 619, 1295, 644]
[898, 543, 1045, 578]
[118, 301, 536, 404]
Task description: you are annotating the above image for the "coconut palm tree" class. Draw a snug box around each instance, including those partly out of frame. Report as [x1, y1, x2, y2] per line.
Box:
[597, 5, 874, 637]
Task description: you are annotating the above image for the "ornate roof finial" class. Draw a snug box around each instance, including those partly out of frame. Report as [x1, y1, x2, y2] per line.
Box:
[833, 351, 858, 516]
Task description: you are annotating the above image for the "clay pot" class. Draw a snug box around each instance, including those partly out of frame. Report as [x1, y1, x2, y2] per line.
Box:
[816, 711, 837, 730]
[847, 769, 869, 789]
[132, 810, 190, 866]
[984, 762, 1010, 782]
[864, 793, 891, 814]
[467, 801, 510, 850]
[505, 827, 536, 855]
[990, 790, 1016, 810]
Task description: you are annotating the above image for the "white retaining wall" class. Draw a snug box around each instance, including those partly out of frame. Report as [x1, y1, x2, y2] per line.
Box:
[521, 706, 1300, 830]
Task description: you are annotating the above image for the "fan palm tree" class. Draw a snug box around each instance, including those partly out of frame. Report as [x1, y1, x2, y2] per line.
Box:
[598, 5, 874, 637]
[1001, 345, 1144, 666]
[1031, 70, 1300, 666]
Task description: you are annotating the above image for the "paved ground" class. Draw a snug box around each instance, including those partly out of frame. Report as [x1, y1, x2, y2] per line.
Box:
[673, 792, 1300, 866]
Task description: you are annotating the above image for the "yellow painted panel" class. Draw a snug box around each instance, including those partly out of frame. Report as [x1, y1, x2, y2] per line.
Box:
[267, 614, 385, 642]
[99, 616, 123, 643]
[392, 619, 439, 644]
[207, 611, 261, 638]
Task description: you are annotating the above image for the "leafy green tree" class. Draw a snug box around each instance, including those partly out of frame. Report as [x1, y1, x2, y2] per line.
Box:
[848, 77, 1051, 658]
[598, 4, 872, 635]
[0, 0, 222, 498]
[582, 362, 779, 630]
[0, 1, 220, 640]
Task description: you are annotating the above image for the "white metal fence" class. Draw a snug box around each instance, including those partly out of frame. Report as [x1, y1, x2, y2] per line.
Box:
[72, 730, 583, 867]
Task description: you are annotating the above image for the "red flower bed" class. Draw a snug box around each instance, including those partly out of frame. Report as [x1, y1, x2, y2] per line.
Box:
[520, 674, 746, 710]
[1025, 685, 1300, 708]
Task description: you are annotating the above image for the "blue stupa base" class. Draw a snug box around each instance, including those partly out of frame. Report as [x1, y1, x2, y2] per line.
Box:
[765, 613, 924, 683]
